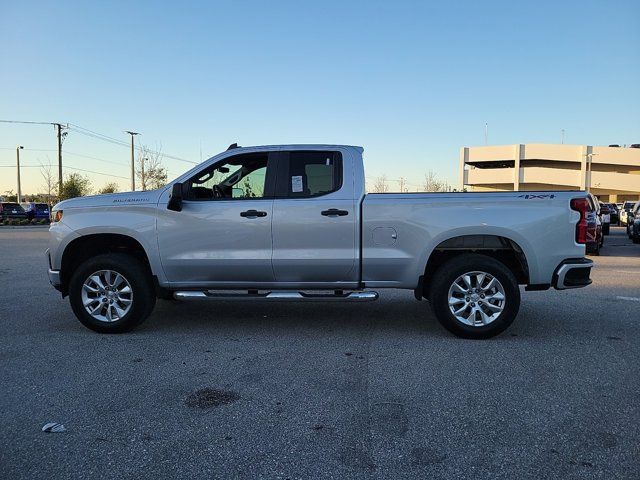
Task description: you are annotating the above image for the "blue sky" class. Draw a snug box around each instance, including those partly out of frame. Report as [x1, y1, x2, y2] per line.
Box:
[1, 0, 639, 194]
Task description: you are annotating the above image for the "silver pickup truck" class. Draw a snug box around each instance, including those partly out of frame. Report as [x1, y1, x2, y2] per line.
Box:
[47, 144, 593, 338]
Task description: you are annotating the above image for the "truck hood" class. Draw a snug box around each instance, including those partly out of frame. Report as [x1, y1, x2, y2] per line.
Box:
[54, 189, 165, 210]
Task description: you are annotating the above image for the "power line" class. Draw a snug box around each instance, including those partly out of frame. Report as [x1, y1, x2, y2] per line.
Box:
[0, 163, 129, 179]
[67, 123, 197, 164]
[0, 119, 55, 126]
[1, 119, 198, 165]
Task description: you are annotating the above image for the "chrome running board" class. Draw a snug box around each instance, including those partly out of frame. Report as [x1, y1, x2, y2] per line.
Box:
[173, 290, 379, 302]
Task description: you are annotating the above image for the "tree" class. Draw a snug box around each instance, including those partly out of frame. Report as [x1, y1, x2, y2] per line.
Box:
[421, 170, 451, 192]
[3, 190, 17, 202]
[372, 175, 389, 193]
[59, 173, 92, 200]
[39, 160, 56, 204]
[98, 182, 119, 194]
[137, 144, 168, 191]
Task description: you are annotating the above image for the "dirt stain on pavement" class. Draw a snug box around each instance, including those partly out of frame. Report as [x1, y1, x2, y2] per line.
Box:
[185, 388, 240, 408]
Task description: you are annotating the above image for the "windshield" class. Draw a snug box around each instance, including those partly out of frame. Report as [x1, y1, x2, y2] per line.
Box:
[623, 201, 635, 210]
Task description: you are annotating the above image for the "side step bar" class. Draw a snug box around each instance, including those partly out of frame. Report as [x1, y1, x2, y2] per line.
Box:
[173, 290, 379, 302]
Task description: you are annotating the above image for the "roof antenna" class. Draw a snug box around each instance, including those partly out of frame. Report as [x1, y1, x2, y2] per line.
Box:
[227, 143, 240, 150]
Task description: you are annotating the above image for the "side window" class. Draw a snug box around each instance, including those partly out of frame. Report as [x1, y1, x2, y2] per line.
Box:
[186, 153, 270, 200]
[278, 151, 342, 198]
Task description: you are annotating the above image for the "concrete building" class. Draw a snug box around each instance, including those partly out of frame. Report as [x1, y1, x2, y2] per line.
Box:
[460, 144, 640, 203]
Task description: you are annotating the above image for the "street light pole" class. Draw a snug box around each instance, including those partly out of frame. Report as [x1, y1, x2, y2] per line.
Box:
[16, 145, 24, 203]
[125, 131, 140, 191]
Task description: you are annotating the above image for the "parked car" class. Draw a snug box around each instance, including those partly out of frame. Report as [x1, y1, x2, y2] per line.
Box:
[626, 201, 640, 239]
[21, 202, 51, 221]
[46, 144, 594, 339]
[630, 216, 640, 244]
[620, 201, 637, 226]
[0, 202, 28, 220]
[586, 194, 603, 255]
[606, 203, 619, 225]
[599, 203, 611, 235]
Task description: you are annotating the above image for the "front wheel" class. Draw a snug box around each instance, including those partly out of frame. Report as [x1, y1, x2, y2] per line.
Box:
[428, 254, 521, 339]
[68, 253, 156, 333]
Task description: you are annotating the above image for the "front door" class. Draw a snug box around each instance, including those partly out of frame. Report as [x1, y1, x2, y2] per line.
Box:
[271, 150, 358, 285]
[157, 152, 275, 285]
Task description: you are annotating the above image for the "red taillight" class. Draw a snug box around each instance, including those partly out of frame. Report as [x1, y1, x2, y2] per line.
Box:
[570, 198, 589, 244]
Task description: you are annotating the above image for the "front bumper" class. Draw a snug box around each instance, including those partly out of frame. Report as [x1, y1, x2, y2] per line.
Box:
[553, 258, 593, 290]
[48, 269, 61, 288]
[45, 248, 62, 290]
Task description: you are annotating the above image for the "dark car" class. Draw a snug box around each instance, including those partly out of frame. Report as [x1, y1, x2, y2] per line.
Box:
[626, 201, 640, 241]
[0, 202, 28, 220]
[599, 203, 611, 235]
[586, 195, 603, 255]
[630, 217, 640, 244]
[606, 203, 619, 225]
[21, 202, 51, 221]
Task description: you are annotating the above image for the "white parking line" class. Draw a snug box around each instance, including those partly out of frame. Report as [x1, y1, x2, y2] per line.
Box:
[616, 296, 640, 302]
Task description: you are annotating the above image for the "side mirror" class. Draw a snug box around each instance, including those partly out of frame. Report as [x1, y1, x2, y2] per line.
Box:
[167, 183, 183, 212]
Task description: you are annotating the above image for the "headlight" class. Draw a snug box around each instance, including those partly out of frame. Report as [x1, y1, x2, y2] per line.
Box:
[52, 210, 63, 222]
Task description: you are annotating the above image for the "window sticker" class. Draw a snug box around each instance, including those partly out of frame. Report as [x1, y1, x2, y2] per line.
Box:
[291, 175, 303, 193]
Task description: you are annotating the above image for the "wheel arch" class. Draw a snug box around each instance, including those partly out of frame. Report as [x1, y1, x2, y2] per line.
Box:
[60, 233, 153, 297]
[419, 233, 532, 299]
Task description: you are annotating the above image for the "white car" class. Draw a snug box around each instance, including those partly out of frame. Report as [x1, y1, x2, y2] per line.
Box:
[620, 201, 637, 226]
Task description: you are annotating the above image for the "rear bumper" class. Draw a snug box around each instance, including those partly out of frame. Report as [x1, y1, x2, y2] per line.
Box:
[553, 258, 593, 290]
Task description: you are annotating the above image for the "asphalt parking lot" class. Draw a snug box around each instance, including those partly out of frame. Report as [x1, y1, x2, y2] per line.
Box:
[1, 227, 639, 479]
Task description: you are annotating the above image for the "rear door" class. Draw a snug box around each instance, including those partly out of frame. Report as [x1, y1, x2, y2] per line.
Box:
[270, 150, 358, 285]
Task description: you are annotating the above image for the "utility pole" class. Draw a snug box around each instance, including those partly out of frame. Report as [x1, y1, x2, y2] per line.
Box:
[484, 122, 488, 145]
[54, 123, 67, 197]
[16, 145, 24, 203]
[561, 129, 565, 144]
[125, 131, 139, 191]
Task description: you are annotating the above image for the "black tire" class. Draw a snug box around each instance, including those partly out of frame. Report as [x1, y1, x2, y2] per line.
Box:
[68, 253, 156, 333]
[428, 254, 521, 339]
[603, 224, 610, 236]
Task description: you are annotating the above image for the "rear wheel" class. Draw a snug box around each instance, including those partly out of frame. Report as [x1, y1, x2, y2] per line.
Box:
[603, 223, 610, 235]
[68, 253, 156, 333]
[428, 254, 521, 339]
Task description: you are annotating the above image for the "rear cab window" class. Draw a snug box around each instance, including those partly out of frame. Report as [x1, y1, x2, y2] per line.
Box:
[275, 151, 343, 198]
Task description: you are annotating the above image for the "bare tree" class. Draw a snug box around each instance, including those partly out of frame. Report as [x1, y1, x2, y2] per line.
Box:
[137, 144, 168, 191]
[398, 177, 409, 193]
[372, 175, 389, 193]
[39, 160, 56, 204]
[421, 170, 451, 192]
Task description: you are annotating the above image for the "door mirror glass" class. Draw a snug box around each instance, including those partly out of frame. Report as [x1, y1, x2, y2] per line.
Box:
[167, 183, 183, 211]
